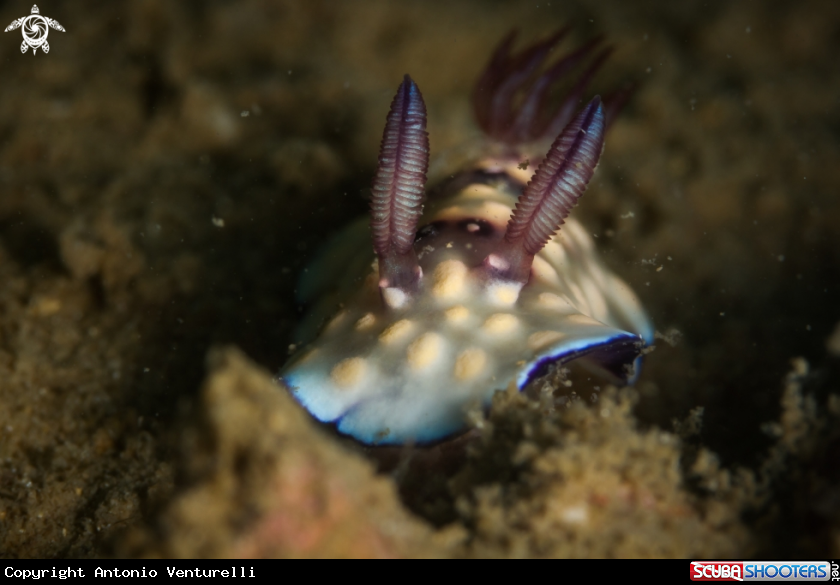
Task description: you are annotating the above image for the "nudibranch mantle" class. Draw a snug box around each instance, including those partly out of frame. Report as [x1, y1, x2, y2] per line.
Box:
[281, 36, 653, 446]
[284, 192, 652, 445]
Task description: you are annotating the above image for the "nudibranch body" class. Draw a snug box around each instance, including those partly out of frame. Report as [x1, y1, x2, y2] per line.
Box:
[281, 33, 653, 446]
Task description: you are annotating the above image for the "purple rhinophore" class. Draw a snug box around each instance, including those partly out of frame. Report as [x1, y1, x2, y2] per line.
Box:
[370, 74, 429, 295]
[485, 96, 605, 283]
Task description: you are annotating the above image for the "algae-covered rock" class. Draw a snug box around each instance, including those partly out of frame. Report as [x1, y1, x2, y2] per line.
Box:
[450, 387, 753, 558]
[124, 348, 449, 558]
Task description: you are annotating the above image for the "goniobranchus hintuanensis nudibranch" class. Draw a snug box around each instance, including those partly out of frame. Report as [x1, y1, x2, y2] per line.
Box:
[280, 31, 654, 446]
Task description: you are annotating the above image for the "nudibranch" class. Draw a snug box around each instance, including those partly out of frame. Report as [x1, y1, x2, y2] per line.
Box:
[280, 32, 653, 445]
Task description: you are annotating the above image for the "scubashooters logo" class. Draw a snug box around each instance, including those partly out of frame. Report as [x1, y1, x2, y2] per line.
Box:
[691, 561, 833, 582]
[4, 5, 65, 54]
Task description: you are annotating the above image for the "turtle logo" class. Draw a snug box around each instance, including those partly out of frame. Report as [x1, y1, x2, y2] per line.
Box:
[4, 5, 65, 55]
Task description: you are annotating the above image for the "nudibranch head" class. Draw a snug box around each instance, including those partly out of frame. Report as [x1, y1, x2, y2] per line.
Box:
[280, 37, 653, 446]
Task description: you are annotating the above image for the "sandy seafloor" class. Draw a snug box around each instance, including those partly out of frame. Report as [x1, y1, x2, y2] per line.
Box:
[0, 0, 838, 558]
